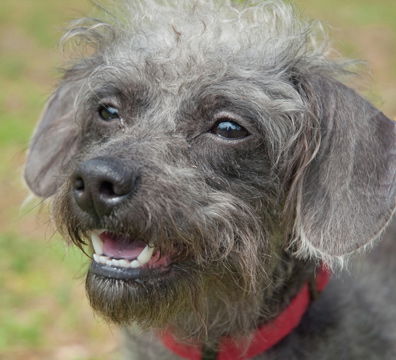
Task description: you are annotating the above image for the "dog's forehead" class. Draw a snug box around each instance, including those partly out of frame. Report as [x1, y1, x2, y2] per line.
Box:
[97, 27, 260, 91]
[70, 0, 321, 96]
[88, 39, 301, 111]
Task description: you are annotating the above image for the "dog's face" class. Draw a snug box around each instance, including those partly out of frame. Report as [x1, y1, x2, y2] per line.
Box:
[24, 1, 395, 339]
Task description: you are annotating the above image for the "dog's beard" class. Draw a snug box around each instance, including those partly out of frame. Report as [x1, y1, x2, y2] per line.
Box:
[85, 261, 204, 328]
[85, 260, 268, 342]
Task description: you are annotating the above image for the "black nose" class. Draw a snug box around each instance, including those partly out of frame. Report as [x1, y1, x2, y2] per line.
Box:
[72, 157, 138, 217]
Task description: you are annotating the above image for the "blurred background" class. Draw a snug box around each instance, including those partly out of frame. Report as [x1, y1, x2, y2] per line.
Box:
[0, 0, 395, 359]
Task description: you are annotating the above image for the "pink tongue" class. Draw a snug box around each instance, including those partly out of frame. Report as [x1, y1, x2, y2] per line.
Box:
[100, 232, 146, 260]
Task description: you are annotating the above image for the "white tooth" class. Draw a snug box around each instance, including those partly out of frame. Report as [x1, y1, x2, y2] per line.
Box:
[111, 259, 120, 267]
[99, 255, 109, 264]
[137, 245, 155, 265]
[91, 232, 103, 255]
[118, 259, 130, 268]
[130, 260, 141, 268]
[105, 259, 113, 267]
[93, 254, 100, 262]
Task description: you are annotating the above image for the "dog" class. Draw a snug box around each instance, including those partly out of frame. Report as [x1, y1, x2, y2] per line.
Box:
[24, 1, 396, 359]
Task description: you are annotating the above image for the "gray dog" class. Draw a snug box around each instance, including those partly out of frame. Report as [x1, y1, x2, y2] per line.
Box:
[24, 1, 396, 359]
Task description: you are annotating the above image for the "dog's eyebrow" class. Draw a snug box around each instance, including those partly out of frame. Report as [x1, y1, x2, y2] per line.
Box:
[195, 92, 261, 123]
[91, 85, 123, 101]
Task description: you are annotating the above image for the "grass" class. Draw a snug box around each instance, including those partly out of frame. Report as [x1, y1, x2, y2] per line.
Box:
[0, 0, 395, 359]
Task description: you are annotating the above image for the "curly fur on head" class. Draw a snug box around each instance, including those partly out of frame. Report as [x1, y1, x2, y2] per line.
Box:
[24, 0, 396, 348]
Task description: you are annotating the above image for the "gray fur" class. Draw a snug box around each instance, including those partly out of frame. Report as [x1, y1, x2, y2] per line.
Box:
[24, 1, 396, 359]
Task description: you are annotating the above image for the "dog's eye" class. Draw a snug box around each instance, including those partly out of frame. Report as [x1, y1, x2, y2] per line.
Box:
[211, 120, 249, 139]
[98, 105, 120, 121]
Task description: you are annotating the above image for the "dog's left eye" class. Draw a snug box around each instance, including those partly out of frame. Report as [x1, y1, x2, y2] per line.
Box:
[98, 105, 120, 121]
[211, 120, 250, 139]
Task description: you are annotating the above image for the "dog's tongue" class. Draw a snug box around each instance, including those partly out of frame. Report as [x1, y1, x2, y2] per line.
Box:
[100, 232, 146, 260]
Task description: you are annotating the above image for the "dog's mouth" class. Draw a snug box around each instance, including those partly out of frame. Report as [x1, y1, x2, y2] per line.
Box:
[89, 230, 172, 280]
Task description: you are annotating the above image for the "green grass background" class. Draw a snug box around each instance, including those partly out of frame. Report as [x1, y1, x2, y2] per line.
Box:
[0, 0, 395, 359]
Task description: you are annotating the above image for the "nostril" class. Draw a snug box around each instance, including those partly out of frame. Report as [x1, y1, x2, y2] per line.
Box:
[99, 181, 117, 197]
[74, 177, 85, 192]
[99, 179, 132, 198]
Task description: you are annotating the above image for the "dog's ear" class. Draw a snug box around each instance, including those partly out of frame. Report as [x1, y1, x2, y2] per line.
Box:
[292, 75, 396, 260]
[24, 81, 80, 198]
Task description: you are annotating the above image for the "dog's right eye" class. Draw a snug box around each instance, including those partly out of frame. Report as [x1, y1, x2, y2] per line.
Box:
[98, 105, 120, 121]
[211, 120, 250, 140]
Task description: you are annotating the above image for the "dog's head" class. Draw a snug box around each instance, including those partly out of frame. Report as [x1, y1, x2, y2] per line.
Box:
[24, 0, 395, 339]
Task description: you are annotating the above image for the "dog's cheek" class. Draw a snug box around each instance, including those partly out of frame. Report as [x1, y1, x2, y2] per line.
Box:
[189, 139, 272, 190]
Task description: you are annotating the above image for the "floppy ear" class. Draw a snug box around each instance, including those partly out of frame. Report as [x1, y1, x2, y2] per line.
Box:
[293, 75, 396, 259]
[24, 82, 80, 198]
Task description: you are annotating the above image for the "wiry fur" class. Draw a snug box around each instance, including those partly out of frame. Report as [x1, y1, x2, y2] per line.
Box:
[24, 1, 396, 359]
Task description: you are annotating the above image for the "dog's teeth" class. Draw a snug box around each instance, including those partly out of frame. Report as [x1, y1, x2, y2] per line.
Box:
[137, 245, 155, 266]
[130, 260, 141, 268]
[94, 254, 132, 269]
[111, 259, 120, 267]
[91, 232, 104, 255]
[105, 259, 113, 267]
[116, 259, 128, 267]
[99, 255, 109, 264]
[113, 259, 127, 268]
[90, 239, 152, 269]
[111, 259, 124, 268]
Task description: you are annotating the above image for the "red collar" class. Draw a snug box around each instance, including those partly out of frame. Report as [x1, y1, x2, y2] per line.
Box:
[160, 267, 330, 360]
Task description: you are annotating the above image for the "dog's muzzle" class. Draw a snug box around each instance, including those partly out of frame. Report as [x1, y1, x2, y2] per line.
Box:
[72, 156, 172, 281]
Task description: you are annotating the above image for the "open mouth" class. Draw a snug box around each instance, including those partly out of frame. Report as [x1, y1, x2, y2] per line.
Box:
[89, 231, 172, 280]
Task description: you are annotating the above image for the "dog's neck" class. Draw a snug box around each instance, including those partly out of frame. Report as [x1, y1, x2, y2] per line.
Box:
[165, 254, 319, 348]
[160, 258, 329, 359]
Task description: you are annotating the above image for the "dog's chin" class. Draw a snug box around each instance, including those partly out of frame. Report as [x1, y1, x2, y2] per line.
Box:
[85, 258, 203, 327]
[89, 260, 172, 281]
